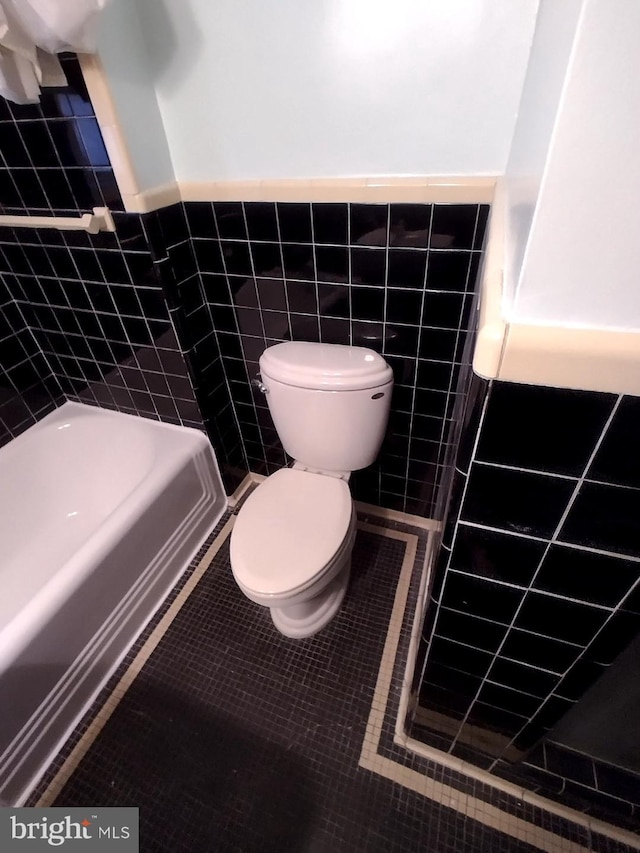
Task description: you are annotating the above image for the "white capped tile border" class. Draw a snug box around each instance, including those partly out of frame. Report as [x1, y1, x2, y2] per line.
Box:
[474, 180, 640, 398]
[178, 177, 496, 205]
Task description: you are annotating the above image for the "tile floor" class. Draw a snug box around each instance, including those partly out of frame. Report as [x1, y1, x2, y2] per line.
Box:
[26, 501, 640, 852]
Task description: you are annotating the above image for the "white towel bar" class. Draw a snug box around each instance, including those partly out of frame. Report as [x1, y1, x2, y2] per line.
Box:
[0, 207, 116, 234]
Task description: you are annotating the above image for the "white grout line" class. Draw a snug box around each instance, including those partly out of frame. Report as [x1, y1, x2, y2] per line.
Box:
[360, 751, 590, 853]
[307, 202, 323, 347]
[445, 567, 613, 610]
[473, 459, 580, 480]
[456, 518, 640, 564]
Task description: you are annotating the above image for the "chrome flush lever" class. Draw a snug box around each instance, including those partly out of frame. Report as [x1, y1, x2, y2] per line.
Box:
[252, 375, 269, 394]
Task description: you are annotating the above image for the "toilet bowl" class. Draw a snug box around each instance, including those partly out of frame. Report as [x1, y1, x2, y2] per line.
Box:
[231, 468, 357, 638]
[229, 341, 393, 638]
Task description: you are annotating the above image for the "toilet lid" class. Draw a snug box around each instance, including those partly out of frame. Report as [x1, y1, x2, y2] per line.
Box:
[230, 469, 352, 596]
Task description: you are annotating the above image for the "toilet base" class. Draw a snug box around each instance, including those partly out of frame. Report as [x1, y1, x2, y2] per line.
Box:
[270, 562, 351, 639]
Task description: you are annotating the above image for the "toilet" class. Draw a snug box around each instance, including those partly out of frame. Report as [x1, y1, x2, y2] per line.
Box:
[230, 341, 393, 638]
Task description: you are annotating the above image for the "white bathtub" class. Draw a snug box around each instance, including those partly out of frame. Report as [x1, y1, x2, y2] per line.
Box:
[0, 402, 226, 804]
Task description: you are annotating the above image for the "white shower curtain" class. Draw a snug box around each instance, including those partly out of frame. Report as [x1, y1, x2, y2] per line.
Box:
[0, 0, 109, 104]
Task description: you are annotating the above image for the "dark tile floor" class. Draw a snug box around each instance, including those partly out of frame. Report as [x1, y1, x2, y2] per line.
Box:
[25, 505, 637, 852]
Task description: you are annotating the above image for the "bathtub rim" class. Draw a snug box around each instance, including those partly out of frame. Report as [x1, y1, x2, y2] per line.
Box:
[0, 401, 227, 674]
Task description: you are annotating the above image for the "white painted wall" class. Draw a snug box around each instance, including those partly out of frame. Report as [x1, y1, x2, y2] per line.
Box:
[96, 0, 175, 193]
[507, 0, 640, 331]
[502, 0, 583, 308]
[130, 0, 538, 182]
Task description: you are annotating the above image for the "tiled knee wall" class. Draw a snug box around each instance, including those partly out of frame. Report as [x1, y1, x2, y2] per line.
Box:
[414, 375, 640, 827]
[178, 198, 488, 516]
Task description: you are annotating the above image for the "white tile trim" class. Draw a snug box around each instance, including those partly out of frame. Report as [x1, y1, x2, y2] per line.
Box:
[178, 178, 496, 205]
[120, 182, 181, 214]
[78, 54, 140, 201]
[227, 473, 256, 508]
[358, 522, 419, 761]
[94, 176, 495, 212]
[394, 527, 438, 742]
[79, 54, 182, 214]
[472, 180, 508, 381]
[354, 500, 440, 532]
[473, 179, 640, 397]
[499, 323, 640, 396]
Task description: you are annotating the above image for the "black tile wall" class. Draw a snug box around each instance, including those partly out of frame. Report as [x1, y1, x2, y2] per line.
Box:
[0, 220, 203, 429]
[144, 203, 247, 493]
[0, 56, 245, 494]
[0, 278, 63, 445]
[413, 379, 640, 830]
[0, 54, 122, 217]
[492, 741, 640, 834]
[184, 199, 489, 516]
[476, 383, 614, 476]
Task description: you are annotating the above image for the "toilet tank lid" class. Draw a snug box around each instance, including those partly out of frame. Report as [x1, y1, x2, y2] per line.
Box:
[260, 342, 393, 391]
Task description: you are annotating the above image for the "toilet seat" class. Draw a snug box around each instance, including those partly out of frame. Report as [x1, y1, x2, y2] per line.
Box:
[230, 468, 353, 598]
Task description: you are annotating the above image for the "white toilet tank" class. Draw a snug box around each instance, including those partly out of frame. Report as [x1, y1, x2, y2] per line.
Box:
[258, 342, 393, 473]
